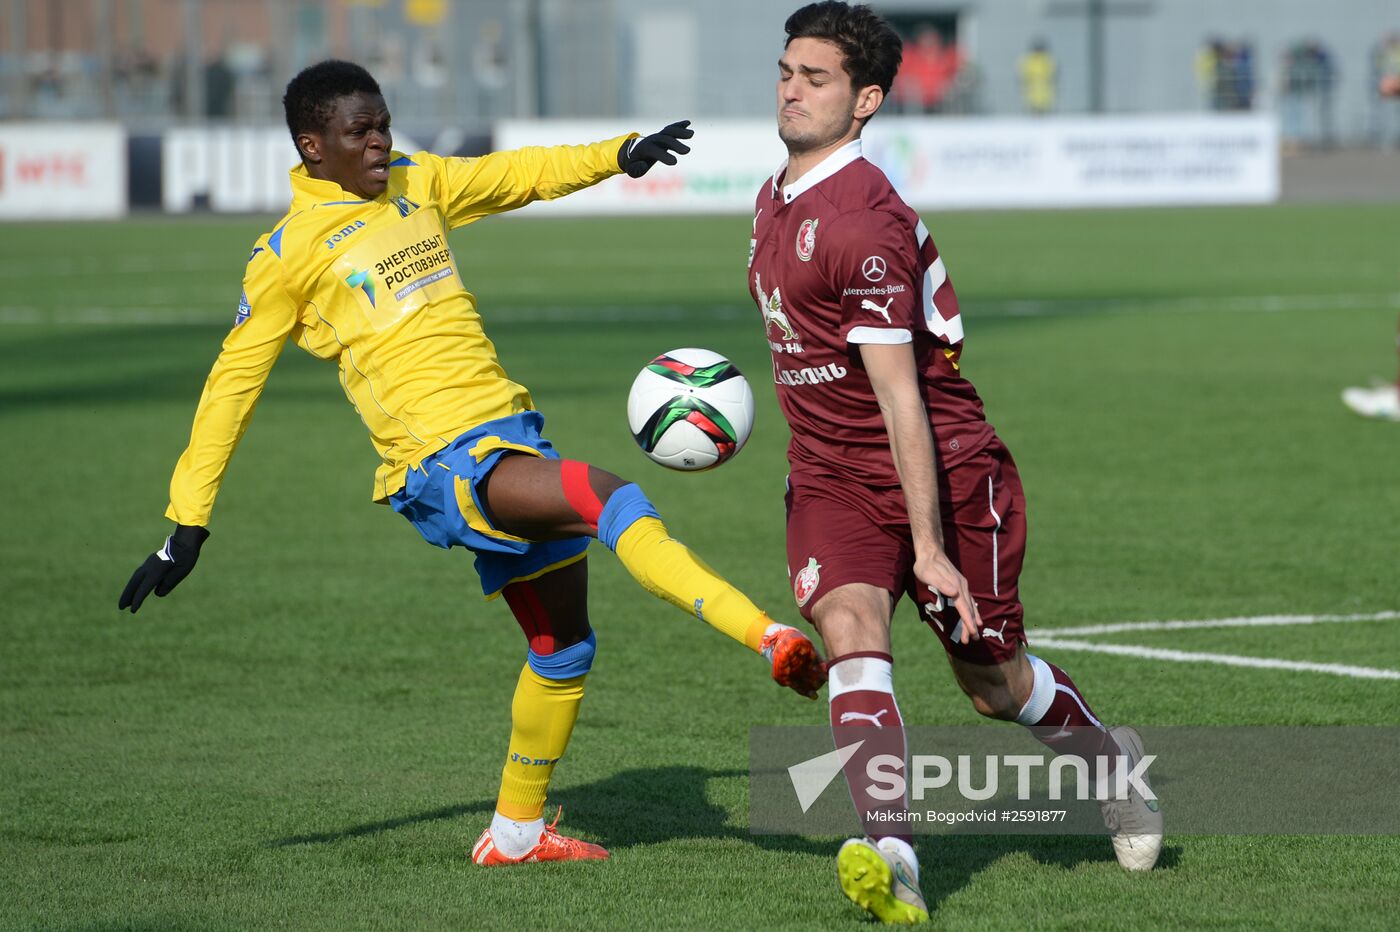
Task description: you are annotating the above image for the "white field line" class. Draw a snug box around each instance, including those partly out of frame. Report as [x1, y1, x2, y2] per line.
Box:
[0, 254, 232, 277]
[3, 292, 1399, 326]
[0, 307, 228, 326]
[1045, 611, 1400, 638]
[1030, 611, 1400, 680]
[1029, 638, 1400, 681]
[993, 291, 1400, 317]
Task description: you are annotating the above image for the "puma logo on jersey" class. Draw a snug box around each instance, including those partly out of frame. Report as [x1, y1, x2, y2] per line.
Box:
[860, 296, 894, 324]
[838, 709, 890, 728]
[983, 620, 1009, 642]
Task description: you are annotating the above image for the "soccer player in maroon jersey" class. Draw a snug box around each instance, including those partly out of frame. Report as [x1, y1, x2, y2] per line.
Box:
[752, 3, 1162, 920]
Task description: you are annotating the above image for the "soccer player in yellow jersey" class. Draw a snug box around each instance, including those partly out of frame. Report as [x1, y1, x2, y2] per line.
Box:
[117, 60, 826, 865]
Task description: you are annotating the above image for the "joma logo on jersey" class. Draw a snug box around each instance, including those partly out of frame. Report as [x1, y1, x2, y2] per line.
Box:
[324, 219, 367, 250]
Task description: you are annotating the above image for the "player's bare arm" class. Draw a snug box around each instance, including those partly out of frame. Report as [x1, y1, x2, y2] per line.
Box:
[859, 340, 982, 641]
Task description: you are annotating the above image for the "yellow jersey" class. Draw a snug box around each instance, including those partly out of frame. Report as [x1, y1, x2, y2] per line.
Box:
[166, 136, 632, 526]
[1018, 51, 1057, 112]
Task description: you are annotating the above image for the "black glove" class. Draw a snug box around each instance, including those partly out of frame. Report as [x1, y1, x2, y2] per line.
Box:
[119, 524, 210, 613]
[618, 120, 694, 178]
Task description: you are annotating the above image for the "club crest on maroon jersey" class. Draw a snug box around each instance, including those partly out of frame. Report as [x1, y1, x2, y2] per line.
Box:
[794, 556, 822, 606]
[795, 218, 818, 262]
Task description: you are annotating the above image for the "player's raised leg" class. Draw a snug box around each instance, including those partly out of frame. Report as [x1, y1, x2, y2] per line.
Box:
[480, 454, 826, 698]
[473, 558, 608, 866]
[1003, 652, 1161, 872]
[946, 647, 1161, 871]
[928, 445, 1160, 870]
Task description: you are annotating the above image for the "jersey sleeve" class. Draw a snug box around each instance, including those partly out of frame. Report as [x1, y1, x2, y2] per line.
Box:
[164, 242, 298, 526]
[821, 209, 922, 346]
[421, 135, 635, 229]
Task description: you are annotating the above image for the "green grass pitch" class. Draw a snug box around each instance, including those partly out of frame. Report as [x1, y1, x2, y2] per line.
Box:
[2, 203, 1399, 929]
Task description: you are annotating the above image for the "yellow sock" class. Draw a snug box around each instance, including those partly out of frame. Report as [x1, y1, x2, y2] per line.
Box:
[613, 516, 771, 652]
[495, 664, 586, 822]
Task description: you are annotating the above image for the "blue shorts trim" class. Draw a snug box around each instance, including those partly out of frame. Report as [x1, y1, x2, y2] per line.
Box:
[389, 411, 592, 597]
[528, 631, 597, 680]
[596, 483, 660, 551]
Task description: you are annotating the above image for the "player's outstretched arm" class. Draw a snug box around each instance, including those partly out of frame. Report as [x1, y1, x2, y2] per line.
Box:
[118, 524, 210, 613]
[432, 123, 692, 227]
[119, 241, 294, 615]
[617, 120, 693, 177]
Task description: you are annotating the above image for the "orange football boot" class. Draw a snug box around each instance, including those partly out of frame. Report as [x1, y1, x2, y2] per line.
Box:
[761, 625, 827, 699]
[471, 808, 609, 866]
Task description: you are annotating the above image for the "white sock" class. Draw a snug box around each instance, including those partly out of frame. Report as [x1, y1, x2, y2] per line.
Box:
[877, 836, 919, 879]
[490, 811, 545, 859]
[828, 655, 895, 698]
[760, 622, 793, 658]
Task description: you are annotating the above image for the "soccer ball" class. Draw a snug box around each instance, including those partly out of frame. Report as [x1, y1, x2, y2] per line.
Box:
[627, 348, 754, 471]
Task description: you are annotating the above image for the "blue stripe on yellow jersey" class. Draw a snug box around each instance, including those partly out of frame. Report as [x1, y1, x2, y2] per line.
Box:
[166, 136, 634, 526]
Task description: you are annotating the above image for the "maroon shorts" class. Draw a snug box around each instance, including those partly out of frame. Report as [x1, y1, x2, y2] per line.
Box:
[784, 437, 1027, 665]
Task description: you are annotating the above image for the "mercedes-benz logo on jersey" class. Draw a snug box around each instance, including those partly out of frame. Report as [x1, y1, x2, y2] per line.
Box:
[861, 255, 888, 282]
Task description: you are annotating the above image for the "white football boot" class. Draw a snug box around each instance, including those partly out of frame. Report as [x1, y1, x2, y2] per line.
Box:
[836, 837, 929, 924]
[1098, 725, 1163, 872]
[1342, 383, 1400, 421]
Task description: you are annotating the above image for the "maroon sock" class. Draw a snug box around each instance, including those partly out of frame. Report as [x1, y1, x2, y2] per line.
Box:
[1019, 657, 1121, 768]
[828, 652, 912, 844]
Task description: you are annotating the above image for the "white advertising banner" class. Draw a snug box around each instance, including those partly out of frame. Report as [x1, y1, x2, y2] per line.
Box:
[161, 127, 426, 213]
[864, 114, 1279, 209]
[495, 114, 1278, 215]
[0, 123, 127, 219]
[496, 119, 775, 216]
[163, 127, 299, 213]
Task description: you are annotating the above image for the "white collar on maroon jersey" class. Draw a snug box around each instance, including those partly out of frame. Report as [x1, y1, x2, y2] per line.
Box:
[773, 139, 864, 205]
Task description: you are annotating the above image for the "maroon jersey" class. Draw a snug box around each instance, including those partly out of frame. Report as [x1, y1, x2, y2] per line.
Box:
[749, 140, 996, 487]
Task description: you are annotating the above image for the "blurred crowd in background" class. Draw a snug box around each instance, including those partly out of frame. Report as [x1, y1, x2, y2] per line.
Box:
[3, 0, 1400, 150]
[1190, 32, 1400, 149]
